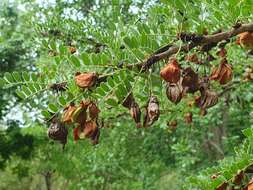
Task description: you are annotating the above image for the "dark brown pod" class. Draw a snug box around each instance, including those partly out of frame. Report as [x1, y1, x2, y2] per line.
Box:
[210, 58, 233, 85]
[184, 112, 193, 124]
[130, 101, 141, 128]
[122, 93, 135, 109]
[48, 122, 68, 147]
[143, 96, 160, 127]
[72, 101, 89, 125]
[62, 103, 76, 124]
[160, 58, 181, 83]
[166, 83, 183, 104]
[182, 67, 199, 93]
[88, 102, 100, 120]
[68, 46, 77, 54]
[195, 89, 219, 109]
[75, 72, 98, 89]
[90, 127, 100, 145]
[83, 120, 97, 138]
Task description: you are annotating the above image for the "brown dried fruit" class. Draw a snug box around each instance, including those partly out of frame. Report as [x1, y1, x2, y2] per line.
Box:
[75, 72, 98, 89]
[160, 58, 181, 83]
[83, 120, 97, 138]
[185, 54, 201, 64]
[90, 127, 100, 145]
[88, 102, 100, 120]
[130, 101, 141, 128]
[237, 32, 253, 49]
[62, 103, 76, 123]
[216, 182, 228, 190]
[48, 122, 68, 147]
[182, 67, 199, 93]
[73, 127, 80, 142]
[122, 93, 135, 109]
[166, 83, 183, 104]
[217, 48, 227, 57]
[72, 100, 90, 125]
[245, 177, 253, 190]
[184, 112, 193, 124]
[210, 58, 233, 85]
[195, 89, 218, 109]
[143, 96, 160, 127]
[68, 46, 77, 54]
[233, 170, 244, 185]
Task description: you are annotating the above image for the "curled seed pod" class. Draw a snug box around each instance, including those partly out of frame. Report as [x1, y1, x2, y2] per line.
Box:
[167, 120, 177, 130]
[62, 103, 76, 123]
[184, 112, 193, 124]
[130, 101, 142, 128]
[49, 82, 68, 92]
[143, 96, 160, 127]
[48, 122, 68, 147]
[122, 93, 135, 109]
[83, 120, 97, 138]
[75, 72, 98, 89]
[195, 89, 219, 109]
[210, 58, 233, 85]
[160, 58, 181, 83]
[166, 83, 183, 104]
[72, 100, 90, 125]
[68, 46, 77, 54]
[88, 102, 100, 120]
[185, 54, 201, 64]
[233, 170, 244, 185]
[237, 32, 253, 49]
[182, 67, 199, 93]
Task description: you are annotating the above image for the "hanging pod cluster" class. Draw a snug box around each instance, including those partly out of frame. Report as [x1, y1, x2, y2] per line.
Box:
[48, 100, 101, 147]
[122, 93, 160, 128]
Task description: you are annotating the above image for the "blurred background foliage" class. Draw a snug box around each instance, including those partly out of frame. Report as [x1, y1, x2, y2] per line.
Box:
[0, 0, 253, 189]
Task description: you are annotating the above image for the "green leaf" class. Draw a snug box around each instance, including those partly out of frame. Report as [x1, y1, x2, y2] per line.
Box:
[242, 128, 253, 138]
[41, 39, 48, 48]
[15, 89, 26, 99]
[96, 87, 106, 96]
[31, 73, 38, 82]
[58, 96, 67, 106]
[49, 41, 57, 50]
[108, 77, 115, 87]
[41, 110, 52, 119]
[80, 52, 90, 64]
[48, 103, 58, 113]
[22, 72, 30, 82]
[59, 44, 67, 55]
[33, 83, 42, 91]
[21, 86, 31, 96]
[0, 78, 6, 88]
[4, 72, 14, 83]
[69, 55, 81, 67]
[12, 72, 22, 82]
[123, 36, 134, 48]
[100, 83, 110, 92]
[27, 84, 37, 93]
[106, 98, 118, 106]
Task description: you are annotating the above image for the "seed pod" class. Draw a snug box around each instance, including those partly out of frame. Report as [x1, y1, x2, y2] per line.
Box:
[184, 112, 193, 124]
[143, 96, 160, 127]
[75, 72, 98, 89]
[88, 102, 100, 120]
[48, 122, 68, 146]
[160, 58, 181, 83]
[195, 89, 218, 109]
[167, 120, 177, 130]
[122, 93, 134, 109]
[90, 127, 100, 145]
[68, 46, 77, 54]
[166, 83, 183, 104]
[185, 54, 201, 64]
[62, 103, 76, 123]
[83, 120, 97, 138]
[217, 48, 227, 57]
[210, 58, 233, 85]
[237, 32, 253, 49]
[233, 170, 244, 185]
[182, 67, 199, 93]
[73, 127, 80, 142]
[72, 100, 90, 125]
[130, 101, 141, 128]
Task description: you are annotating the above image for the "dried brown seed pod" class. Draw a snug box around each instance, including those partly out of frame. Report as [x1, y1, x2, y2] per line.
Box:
[185, 54, 201, 64]
[68, 46, 77, 54]
[166, 83, 183, 104]
[73, 127, 80, 142]
[90, 127, 100, 145]
[72, 100, 90, 125]
[184, 112, 193, 124]
[75, 72, 98, 89]
[130, 101, 142, 128]
[83, 120, 97, 138]
[182, 67, 199, 93]
[62, 103, 76, 124]
[237, 32, 253, 49]
[48, 122, 68, 147]
[195, 89, 218, 110]
[122, 93, 135, 109]
[143, 96, 160, 127]
[217, 48, 227, 57]
[210, 58, 233, 85]
[88, 102, 100, 120]
[160, 58, 181, 83]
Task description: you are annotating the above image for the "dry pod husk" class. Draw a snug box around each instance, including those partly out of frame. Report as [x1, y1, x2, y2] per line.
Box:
[195, 89, 219, 110]
[48, 122, 68, 147]
[143, 96, 160, 127]
[184, 112, 193, 124]
[130, 101, 142, 128]
[62, 103, 76, 123]
[68, 46, 77, 54]
[166, 83, 183, 104]
[182, 67, 199, 93]
[90, 127, 100, 145]
[88, 102, 100, 120]
[72, 100, 90, 125]
[160, 58, 181, 83]
[75, 72, 98, 89]
[185, 54, 201, 64]
[83, 120, 97, 138]
[122, 93, 135, 109]
[236, 32, 253, 49]
[245, 177, 253, 190]
[210, 58, 233, 85]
